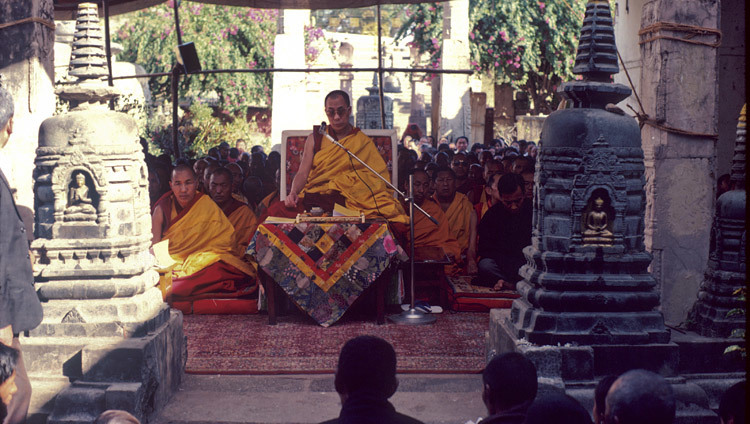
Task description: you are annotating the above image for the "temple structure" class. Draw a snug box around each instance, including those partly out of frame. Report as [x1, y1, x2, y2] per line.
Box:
[488, 2, 742, 421]
[689, 105, 746, 338]
[24, 3, 184, 422]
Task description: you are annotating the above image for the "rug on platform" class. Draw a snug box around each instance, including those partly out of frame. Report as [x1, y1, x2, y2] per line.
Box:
[183, 311, 488, 374]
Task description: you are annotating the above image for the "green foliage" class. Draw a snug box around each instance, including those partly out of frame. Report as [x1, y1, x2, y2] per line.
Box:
[114, 1, 277, 114]
[146, 103, 269, 159]
[395, 0, 588, 114]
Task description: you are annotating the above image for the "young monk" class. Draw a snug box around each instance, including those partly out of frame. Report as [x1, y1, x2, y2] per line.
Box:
[432, 167, 477, 275]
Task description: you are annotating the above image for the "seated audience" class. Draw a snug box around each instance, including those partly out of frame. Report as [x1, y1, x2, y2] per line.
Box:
[432, 167, 477, 274]
[208, 168, 257, 257]
[481, 352, 537, 424]
[0, 344, 19, 422]
[235, 139, 247, 154]
[605, 369, 676, 424]
[94, 410, 140, 424]
[718, 380, 744, 424]
[455, 136, 469, 153]
[452, 152, 472, 194]
[592, 375, 619, 424]
[225, 162, 248, 203]
[242, 176, 264, 211]
[524, 392, 592, 424]
[192, 158, 208, 192]
[320, 336, 423, 424]
[476, 174, 532, 290]
[404, 169, 460, 262]
[151, 164, 257, 305]
[466, 163, 485, 204]
[227, 147, 240, 163]
[475, 172, 502, 222]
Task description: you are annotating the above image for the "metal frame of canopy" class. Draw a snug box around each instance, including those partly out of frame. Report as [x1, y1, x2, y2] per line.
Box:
[56, 0, 471, 157]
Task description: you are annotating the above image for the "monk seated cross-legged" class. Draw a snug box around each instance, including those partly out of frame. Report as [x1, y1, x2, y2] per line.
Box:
[262, 90, 409, 228]
[151, 164, 258, 312]
[208, 167, 258, 258]
[432, 166, 478, 275]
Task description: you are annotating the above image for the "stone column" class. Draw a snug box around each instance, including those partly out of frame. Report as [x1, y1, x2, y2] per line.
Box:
[639, 0, 720, 325]
[0, 0, 55, 229]
[437, 0, 470, 141]
[270, 9, 309, 144]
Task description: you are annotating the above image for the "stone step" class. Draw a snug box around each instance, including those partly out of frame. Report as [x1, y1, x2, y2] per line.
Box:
[26, 376, 72, 424]
[46, 383, 108, 424]
[21, 336, 122, 377]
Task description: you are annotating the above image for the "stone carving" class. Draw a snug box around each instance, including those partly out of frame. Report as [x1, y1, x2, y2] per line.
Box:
[27, 4, 183, 421]
[689, 104, 746, 338]
[582, 194, 614, 245]
[64, 170, 96, 221]
[508, 0, 668, 345]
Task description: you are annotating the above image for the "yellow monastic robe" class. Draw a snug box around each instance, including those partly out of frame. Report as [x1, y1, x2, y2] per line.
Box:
[302, 128, 409, 224]
[161, 193, 255, 279]
[226, 200, 258, 258]
[411, 199, 461, 260]
[435, 191, 473, 255]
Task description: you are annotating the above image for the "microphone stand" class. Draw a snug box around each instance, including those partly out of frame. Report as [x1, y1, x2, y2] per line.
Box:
[318, 123, 436, 325]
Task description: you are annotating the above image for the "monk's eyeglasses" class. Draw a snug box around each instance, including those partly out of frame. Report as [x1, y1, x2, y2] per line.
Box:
[325, 107, 349, 117]
[452, 161, 467, 167]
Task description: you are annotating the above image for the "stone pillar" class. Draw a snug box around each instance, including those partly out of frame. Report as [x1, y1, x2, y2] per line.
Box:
[270, 9, 309, 144]
[338, 42, 354, 103]
[437, 0, 470, 141]
[612, 0, 645, 116]
[25, 4, 183, 421]
[689, 105, 746, 338]
[0, 0, 55, 229]
[639, 0, 720, 325]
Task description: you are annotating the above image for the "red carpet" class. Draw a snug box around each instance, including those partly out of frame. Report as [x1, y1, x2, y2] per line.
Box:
[183, 311, 489, 374]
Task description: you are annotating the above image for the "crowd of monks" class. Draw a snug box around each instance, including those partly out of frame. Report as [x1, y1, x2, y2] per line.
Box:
[144, 90, 539, 313]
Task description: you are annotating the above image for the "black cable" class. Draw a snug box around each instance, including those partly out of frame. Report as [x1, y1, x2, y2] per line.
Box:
[347, 152, 388, 222]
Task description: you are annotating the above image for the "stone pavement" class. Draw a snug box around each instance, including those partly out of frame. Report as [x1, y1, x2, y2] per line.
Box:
[152, 374, 486, 424]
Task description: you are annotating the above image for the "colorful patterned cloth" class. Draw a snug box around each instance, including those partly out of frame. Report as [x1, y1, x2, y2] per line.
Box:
[248, 222, 407, 327]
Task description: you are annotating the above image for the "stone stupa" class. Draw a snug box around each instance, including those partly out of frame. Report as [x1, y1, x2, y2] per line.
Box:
[25, 3, 184, 422]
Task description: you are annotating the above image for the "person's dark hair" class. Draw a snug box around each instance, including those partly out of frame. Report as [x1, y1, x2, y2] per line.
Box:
[525, 392, 592, 424]
[324, 90, 351, 107]
[250, 145, 264, 154]
[438, 143, 451, 152]
[420, 151, 433, 163]
[408, 168, 429, 179]
[210, 166, 233, 182]
[424, 162, 438, 173]
[242, 175, 264, 208]
[0, 343, 19, 385]
[334, 336, 397, 398]
[594, 375, 619, 419]
[229, 147, 240, 159]
[471, 143, 484, 153]
[171, 163, 196, 180]
[207, 147, 220, 159]
[94, 409, 141, 424]
[718, 380, 745, 424]
[0, 85, 14, 129]
[606, 369, 675, 424]
[497, 173, 524, 196]
[433, 166, 456, 182]
[487, 172, 503, 192]
[483, 352, 538, 410]
[456, 136, 469, 145]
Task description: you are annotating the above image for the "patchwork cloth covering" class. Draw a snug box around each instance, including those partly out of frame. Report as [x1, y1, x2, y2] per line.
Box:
[248, 221, 407, 327]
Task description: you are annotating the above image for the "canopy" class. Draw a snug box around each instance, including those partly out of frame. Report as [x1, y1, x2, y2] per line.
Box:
[53, 0, 442, 20]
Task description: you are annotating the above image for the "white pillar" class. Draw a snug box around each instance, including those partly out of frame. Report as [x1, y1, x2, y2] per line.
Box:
[437, 0, 471, 142]
[271, 9, 309, 144]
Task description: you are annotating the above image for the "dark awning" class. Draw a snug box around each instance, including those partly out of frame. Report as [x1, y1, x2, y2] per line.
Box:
[53, 0, 443, 20]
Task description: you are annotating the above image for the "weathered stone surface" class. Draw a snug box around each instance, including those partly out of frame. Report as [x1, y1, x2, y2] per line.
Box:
[355, 74, 394, 129]
[639, 0, 720, 325]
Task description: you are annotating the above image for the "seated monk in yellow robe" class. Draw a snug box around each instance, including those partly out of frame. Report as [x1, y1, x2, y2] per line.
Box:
[405, 169, 460, 263]
[266, 90, 408, 226]
[151, 164, 257, 306]
[208, 167, 257, 257]
[433, 167, 477, 275]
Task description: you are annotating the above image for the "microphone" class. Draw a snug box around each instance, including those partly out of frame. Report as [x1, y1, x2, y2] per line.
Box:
[319, 122, 327, 134]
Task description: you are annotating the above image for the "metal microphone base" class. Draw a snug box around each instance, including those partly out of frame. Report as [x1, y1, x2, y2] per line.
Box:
[388, 308, 437, 325]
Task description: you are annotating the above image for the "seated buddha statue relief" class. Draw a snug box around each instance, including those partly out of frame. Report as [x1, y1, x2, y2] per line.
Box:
[582, 196, 614, 245]
[64, 171, 97, 221]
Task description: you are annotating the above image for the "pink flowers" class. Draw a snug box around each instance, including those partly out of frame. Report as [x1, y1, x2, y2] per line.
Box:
[494, 61, 500, 67]
[499, 31, 509, 42]
[469, 32, 475, 40]
[538, 2, 545, 11]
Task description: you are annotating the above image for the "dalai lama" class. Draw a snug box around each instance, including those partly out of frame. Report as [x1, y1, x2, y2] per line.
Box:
[264, 90, 408, 226]
[151, 164, 257, 307]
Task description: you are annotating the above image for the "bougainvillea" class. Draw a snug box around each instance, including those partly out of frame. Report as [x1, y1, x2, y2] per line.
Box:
[114, 1, 277, 114]
[396, 0, 588, 114]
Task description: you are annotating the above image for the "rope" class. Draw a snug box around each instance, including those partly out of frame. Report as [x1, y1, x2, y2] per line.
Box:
[0, 17, 56, 31]
[627, 105, 719, 139]
[639, 21, 721, 48]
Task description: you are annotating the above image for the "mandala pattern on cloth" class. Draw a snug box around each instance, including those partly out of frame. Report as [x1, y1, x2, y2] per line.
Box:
[248, 221, 406, 327]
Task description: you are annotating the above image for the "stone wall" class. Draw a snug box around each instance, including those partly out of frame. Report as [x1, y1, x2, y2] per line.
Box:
[0, 0, 55, 231]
